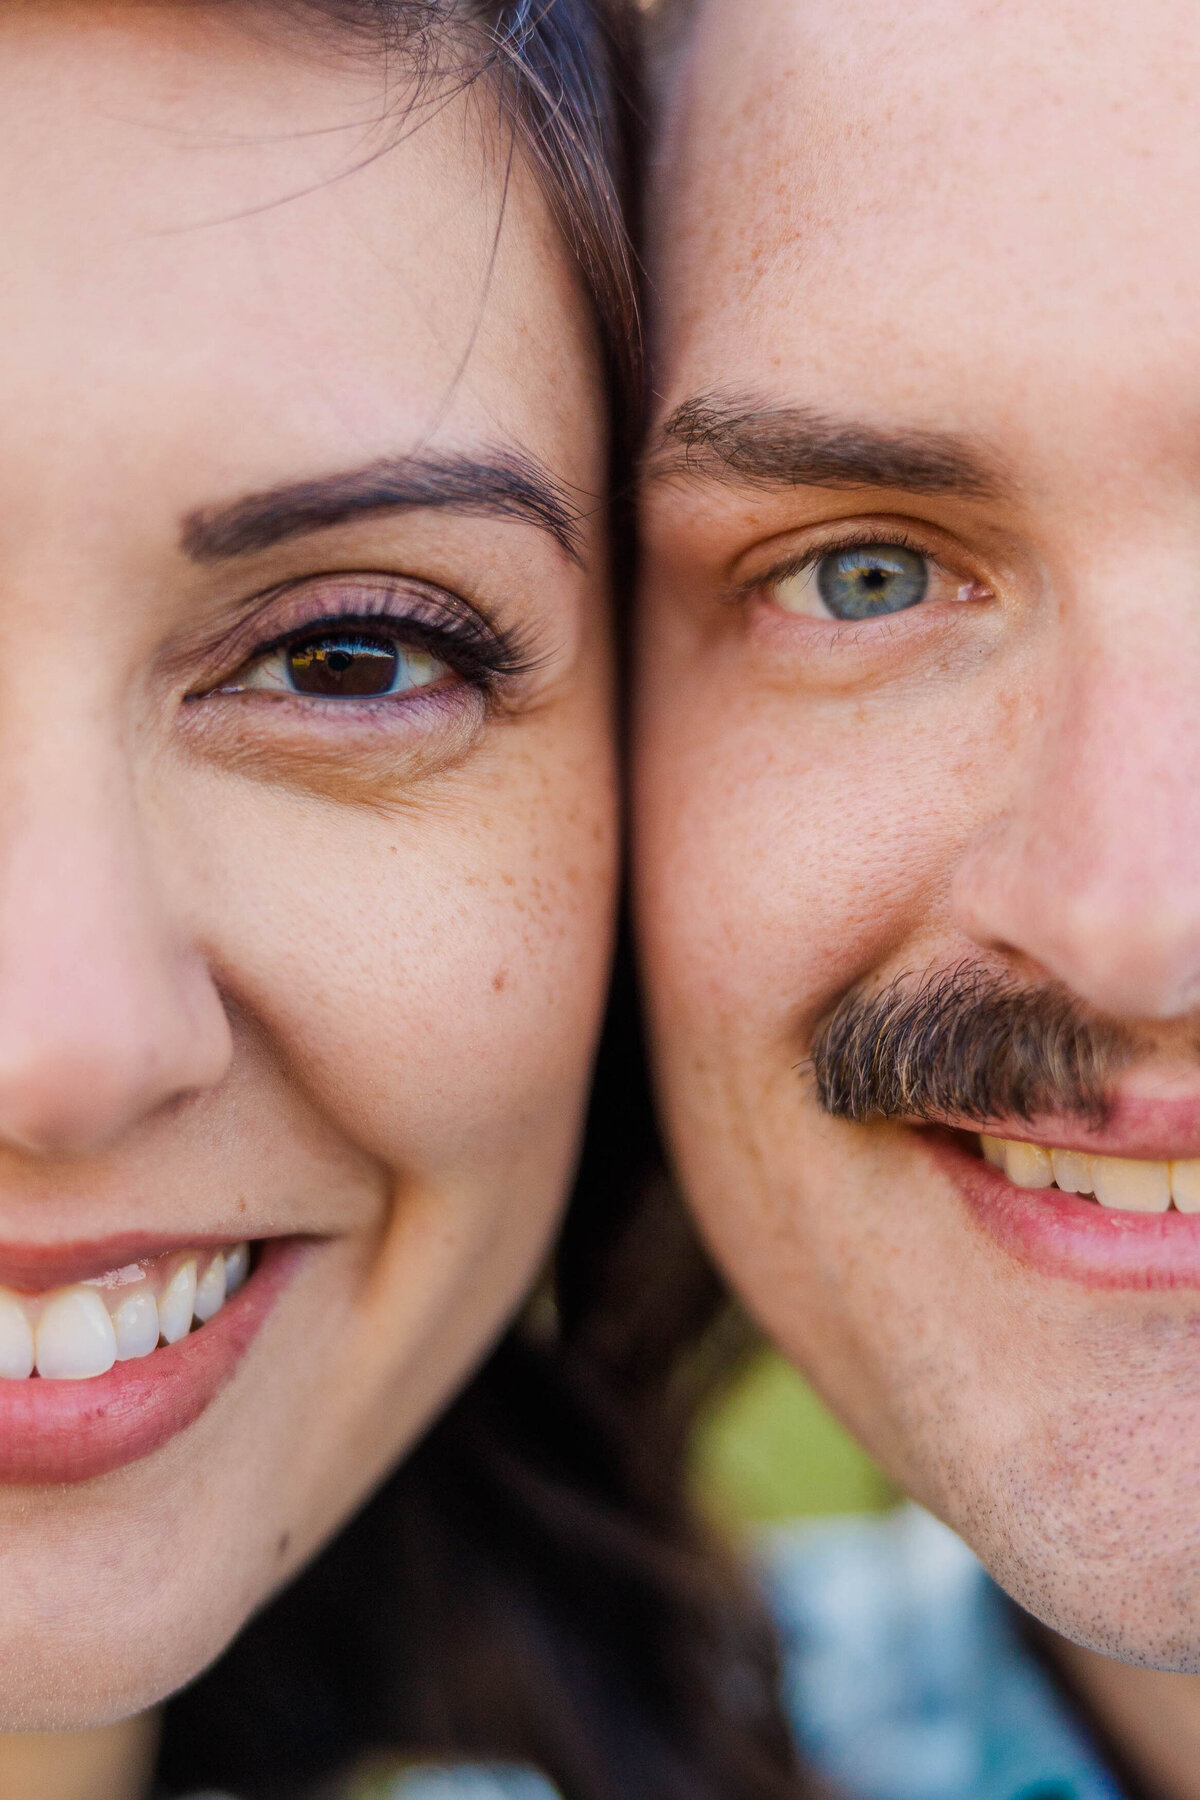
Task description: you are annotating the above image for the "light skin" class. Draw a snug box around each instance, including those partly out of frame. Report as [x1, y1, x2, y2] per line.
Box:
[638, 1, 1200, 1792]
[0, 6, 614, 1797]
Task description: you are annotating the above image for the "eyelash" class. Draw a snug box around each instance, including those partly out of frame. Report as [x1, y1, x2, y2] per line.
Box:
[208, 581, 538, 701]
[751, 525, 933, 597]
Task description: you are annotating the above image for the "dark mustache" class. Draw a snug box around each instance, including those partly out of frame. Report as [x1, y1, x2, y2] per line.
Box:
[810, 965, 1135, 1128]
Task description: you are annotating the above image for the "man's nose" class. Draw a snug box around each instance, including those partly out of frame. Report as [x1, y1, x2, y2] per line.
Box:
[952, 605, 1200, 1022]
[0, 737, 232, 1157]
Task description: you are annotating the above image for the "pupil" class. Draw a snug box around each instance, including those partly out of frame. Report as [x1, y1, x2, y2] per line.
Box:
[816, 543, 928, 620]
[288, 634, 399, 697]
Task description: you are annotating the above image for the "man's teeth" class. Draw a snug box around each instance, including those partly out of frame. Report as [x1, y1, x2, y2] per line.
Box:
[982, 1137, 1200, 1214]
[0, 1243, 251, 1381]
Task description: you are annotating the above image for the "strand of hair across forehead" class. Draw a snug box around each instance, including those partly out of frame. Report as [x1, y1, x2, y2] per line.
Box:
[481, 0, 642, 413]
[288, 0, 641, 432]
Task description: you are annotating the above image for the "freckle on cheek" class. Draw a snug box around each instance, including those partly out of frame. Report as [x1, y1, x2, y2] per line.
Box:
[492, 968, 509, 994]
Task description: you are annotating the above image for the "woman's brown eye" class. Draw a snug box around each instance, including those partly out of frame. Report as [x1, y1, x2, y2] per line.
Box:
[290, 635, 400, 696]
[222, 630, 451, 700]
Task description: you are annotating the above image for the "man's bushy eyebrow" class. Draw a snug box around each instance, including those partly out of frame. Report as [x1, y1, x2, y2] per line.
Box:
[647, 393, 1005, 500]
[180, 448, 585, 563]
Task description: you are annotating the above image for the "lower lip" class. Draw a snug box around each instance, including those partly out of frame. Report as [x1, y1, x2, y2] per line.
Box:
[0, 1238, 303, 1484]
[930, 1131, 1200, 1290]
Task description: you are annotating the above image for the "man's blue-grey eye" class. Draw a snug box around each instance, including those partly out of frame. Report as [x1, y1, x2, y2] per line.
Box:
[817, 544, 928, 619]
[773, 543, 930, 620]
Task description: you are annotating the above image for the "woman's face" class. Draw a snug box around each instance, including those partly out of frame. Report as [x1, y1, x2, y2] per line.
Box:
[0, 4, 614, 1725]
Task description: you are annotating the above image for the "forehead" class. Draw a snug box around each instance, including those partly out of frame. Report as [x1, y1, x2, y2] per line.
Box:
[0, 5, 597, 514]
[655, 0, 1200, 438]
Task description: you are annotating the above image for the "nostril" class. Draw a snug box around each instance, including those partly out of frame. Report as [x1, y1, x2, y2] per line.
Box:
[955, 844, 1200, 1024]
[0, 982, 232, 1157]
[0, 1057, 167, 1157]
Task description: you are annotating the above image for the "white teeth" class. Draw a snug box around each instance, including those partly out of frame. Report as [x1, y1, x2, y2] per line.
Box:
[223, 1241, 250, 1295]
[1051, 1148, 1095, 1195]
[36, 1288, 117, 1380]
[985, 1139, 1198, 1213]
[1005, 1140, 1054, 1189]
[112, 1289, 160, 1361]
[157, 1259, 198, 1345]
[0, 1289, 34, 1379]
[193, 1254, 226, 1323]
[0, 1241, 250, 1380]
[1170, 1161, 1200, 1213]
[1091, 1156, 1171, 1213]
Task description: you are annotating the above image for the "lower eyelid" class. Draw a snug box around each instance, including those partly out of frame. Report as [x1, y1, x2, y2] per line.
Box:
[177, 681, 491, 801]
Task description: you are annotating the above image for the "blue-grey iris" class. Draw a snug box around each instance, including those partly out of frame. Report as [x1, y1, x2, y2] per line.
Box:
[816, 544, 928, 620]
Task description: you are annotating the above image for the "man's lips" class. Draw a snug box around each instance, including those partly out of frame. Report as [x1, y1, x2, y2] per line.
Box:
[930, 1091, 1200, 1162]
[925, 1130, 1200, 1289]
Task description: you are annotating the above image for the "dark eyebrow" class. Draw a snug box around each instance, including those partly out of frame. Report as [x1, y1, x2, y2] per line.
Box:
[181, 448, 585, 565]
[646, 394, 1006, 501]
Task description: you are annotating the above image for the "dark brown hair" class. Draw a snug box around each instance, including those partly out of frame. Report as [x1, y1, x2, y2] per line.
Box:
[158, 7, 809, 1797]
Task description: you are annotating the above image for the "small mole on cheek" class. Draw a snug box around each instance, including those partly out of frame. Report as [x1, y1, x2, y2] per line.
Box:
[492, 967, 509, 994]
[276, 1532, 291, 1561]
[236, 1196, 248, 1217]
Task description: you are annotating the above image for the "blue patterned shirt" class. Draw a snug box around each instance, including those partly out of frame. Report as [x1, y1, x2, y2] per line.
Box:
[760, 1505, 1124, 1800]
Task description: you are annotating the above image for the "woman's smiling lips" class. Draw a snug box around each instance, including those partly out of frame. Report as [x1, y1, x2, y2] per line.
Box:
[0, 1235, 306, 1483]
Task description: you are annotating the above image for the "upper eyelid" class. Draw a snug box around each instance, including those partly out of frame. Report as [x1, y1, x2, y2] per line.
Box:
[241, 572, 490, 644]
[191, 572, 533, 690]
[765, 529, 925, 589]
[754, 526, 929, 583]
[244, 606, 472, 664]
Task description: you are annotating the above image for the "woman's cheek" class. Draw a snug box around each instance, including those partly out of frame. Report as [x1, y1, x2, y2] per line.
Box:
[175, 719, 617, 1187]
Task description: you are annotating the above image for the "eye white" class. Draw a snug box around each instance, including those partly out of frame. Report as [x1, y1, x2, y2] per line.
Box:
[771, 563, 828, 618]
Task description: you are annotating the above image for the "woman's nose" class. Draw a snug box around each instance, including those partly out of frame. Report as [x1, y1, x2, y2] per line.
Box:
[952, 606, 1200, 1022]
[0, 741, 232, 1157]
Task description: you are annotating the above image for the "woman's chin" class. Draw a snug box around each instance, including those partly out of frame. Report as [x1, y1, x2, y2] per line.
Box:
[0, 1543, 255, 1732]
[0, 1241, 334, 1729]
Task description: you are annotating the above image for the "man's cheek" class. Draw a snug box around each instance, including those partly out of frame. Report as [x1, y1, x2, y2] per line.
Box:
[733, 708, 1003, 1002]
[666, 766, 949, 1033]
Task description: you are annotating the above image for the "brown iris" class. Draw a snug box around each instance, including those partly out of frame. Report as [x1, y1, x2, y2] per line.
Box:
[287, 633, 400, 697]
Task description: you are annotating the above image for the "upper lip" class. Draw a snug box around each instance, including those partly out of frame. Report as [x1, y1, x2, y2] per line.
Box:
[0, 1233, 251, 1293]
[931, 1091, 1200, 1162]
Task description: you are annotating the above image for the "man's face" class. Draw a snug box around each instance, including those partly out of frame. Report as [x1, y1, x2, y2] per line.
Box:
[638, 0, 1200, 1666]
